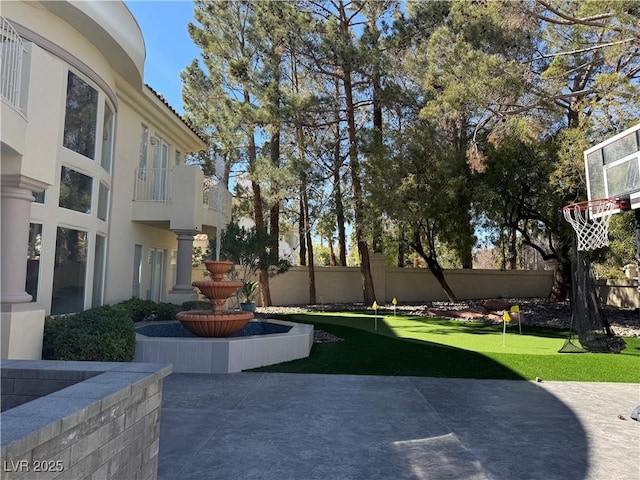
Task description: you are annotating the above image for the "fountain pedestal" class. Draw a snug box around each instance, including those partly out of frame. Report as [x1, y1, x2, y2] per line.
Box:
[176, 261, 253, 337]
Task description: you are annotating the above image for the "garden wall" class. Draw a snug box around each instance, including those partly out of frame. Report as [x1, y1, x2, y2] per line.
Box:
[194, 255, 555, 305]
[595, 279, 639, 309]
[193, 256, 638, 309]
[0, 360, 171, 480]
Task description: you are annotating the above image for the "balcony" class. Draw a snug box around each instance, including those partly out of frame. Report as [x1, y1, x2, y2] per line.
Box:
[1, 16, 27, 114]
[1, 16, 29, 158]
[132, 165, 230, 233]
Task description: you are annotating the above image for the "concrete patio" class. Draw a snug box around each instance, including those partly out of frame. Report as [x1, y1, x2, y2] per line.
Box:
[158, 373, 640, 480]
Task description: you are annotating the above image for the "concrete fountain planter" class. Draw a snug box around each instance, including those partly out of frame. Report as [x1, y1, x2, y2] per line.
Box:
[136, 261, 314, 373]
[134, 319, 313, 373]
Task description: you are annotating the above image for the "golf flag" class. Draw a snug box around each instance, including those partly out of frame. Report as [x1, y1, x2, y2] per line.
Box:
[372, 301, 379, 330]
[392, 298, 397, 305]
[510, 305, 522, 334]
[502, 311, 510, 347]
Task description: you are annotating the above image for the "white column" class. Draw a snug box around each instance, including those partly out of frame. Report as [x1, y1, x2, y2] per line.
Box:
[1, 174, 48, 359]
[1, 178, 40, 303]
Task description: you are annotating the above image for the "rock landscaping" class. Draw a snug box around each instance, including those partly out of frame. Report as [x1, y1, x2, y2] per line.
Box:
[256, 298, 640, 338]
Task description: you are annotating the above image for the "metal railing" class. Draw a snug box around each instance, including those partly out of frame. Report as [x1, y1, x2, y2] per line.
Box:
[133, 168, 169, 202]
[1, 16, 25, 112]
[203, 182, 229, 212]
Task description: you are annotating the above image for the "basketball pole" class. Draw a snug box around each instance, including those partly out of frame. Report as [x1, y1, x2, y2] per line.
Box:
[636, 208, 640, 296]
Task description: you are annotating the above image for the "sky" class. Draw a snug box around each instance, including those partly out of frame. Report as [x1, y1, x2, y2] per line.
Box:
[125, 0, 200, 115]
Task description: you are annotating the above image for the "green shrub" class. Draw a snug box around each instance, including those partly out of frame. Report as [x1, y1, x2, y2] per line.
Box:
[42, 306, 135, 361]
[113, 298, 158, 322]
[113, 298, 181, 322]
[155, 302, 181, 320]
[181, 300, 211, 311]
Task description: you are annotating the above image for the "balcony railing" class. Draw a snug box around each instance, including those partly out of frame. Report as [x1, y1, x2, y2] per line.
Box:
[1, 16, 25, 112]
[203, 183, 229, 212]
[134, 167, 230, 215]
[133, 168, 169, 202]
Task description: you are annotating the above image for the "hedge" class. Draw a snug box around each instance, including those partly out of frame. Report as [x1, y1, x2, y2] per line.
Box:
[42, 305, 135, 361]
[41, 299, 213, 361]
[113, 298, 182, 322]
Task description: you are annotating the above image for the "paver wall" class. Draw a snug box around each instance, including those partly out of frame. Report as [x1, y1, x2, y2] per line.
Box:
[0, 361, 171, 480]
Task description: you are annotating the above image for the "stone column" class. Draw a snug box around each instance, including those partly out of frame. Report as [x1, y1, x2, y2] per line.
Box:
[1, 174, 48, 359]
[1, 176, 46, 303]
[167, 230, 198, 304]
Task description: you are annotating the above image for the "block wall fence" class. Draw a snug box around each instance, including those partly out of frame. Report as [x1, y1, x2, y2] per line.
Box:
[192, 255, 637, 309]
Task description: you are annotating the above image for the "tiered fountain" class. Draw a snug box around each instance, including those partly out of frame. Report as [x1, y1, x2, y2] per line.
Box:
[176, 260, 254, 337]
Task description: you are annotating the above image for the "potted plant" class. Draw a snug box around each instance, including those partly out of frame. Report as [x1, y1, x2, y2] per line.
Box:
[240, 280, 258, 312]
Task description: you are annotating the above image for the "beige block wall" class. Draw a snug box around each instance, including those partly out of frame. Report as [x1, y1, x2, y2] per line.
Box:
[191, 264, 638, 309]
[596, 279, 640, 309]
[192, 265, 555, 305]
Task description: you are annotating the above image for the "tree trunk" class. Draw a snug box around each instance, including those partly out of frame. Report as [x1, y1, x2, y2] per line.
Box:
[337, 0, 375, 304]
[245, 89, 271, 307]
[299, 194, 306, 266]
[258, 268, 271, 307]
[269, 128, 280, 267]
[410, 228, 458, 302]
[344, 67, 375, 304]
[333, 79, 347, 267]
[548, 255, 571, 302]
[398, 230, 406, 267]
[508, 227, 517, 269]
[370, 18, 384, 255]
[302, 187, 316, 304]
[334, 168, 347, 266]
[268, 57, 281, 268]
[328, 237, 337, 266]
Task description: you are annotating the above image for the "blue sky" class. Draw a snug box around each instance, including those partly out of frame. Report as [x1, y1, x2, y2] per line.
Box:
[125, 0, 200, 115]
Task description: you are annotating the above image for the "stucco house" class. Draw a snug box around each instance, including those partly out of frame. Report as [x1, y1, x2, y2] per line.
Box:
[1, 1, 229, 359]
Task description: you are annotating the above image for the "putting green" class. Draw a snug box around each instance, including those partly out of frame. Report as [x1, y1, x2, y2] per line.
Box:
[294, 312, 568, 355]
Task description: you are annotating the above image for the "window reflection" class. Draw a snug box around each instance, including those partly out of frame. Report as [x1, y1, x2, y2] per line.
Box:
[52, 227, 87, 315]
[59, 166, 92, 214]
[33, 191, 45, 203]
[26, 223, 42, 302]
[63, 71, 98, 159]
[101, 102, 114, 172]
[97, 182, 109, 221]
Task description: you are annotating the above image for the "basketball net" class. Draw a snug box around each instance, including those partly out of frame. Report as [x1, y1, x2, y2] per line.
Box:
[562, 199, 619, 251]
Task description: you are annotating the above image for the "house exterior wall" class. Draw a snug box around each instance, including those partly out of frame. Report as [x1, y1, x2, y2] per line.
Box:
[1, 1, 211, 359]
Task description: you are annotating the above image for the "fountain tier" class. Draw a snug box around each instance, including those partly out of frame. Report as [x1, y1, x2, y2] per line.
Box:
[176, 261, 253, 337]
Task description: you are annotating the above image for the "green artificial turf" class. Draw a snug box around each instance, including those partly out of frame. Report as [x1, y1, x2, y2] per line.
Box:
[250, 312, 640, 383]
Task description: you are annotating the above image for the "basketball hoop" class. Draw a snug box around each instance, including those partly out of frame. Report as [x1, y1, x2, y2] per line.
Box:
[563, 198, 622, 251]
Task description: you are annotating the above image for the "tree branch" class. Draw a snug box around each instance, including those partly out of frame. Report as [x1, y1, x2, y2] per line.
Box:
[524, 38, 636, 64]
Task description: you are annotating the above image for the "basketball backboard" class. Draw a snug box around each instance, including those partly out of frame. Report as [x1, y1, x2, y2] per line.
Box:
[585, 122, 640, 217]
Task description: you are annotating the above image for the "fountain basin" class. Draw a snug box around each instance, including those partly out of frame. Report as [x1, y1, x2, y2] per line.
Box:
[176, 310, 253, 337]
[135, 319, 313, 373]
